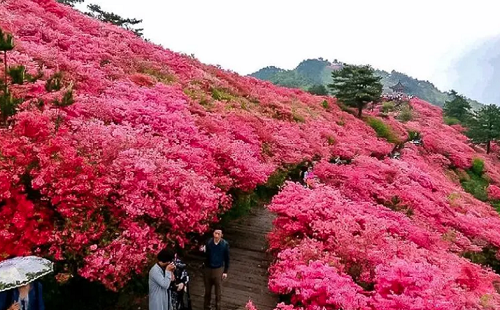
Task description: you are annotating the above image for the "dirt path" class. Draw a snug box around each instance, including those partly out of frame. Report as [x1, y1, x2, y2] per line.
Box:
[185, 206, 278, 310]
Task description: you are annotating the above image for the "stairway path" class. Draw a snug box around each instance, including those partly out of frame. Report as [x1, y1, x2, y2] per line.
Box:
[185, 206, 278, 310]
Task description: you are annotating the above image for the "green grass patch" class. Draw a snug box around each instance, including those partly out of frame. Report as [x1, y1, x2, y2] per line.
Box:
[292, 112, 305, 123]
[211, 87, 234, 101]
[382, 101, 395, 113]
[444, 116, 460, 126]
[140, 67, 177, 84]
[365, 117, 400, 143]
[397, 105, 413, 122]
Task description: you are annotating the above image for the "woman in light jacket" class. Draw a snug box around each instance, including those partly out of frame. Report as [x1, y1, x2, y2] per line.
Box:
[149, 249, 176, 310]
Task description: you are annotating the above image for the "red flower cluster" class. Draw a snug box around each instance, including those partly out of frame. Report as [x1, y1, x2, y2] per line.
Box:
[0, 0, 390, 289]
[268, 184, 500, 309]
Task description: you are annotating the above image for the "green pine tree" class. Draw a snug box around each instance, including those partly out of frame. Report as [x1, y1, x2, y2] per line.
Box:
[328, 64, 382, 117]
[307, 84, 328, 96]
[0, 28, 16, 124]
[0, 28, 14, 93]
[86, 4, 144, 37]
[466, 104, 500, 154]
[443, 90, 472, 123]
[56, 0, 85, 6]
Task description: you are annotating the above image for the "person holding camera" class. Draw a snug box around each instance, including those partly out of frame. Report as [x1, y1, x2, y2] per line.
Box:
[170, 254, 192, 310]
[200, 227, 229, 310]
[149, 248, 176, 310]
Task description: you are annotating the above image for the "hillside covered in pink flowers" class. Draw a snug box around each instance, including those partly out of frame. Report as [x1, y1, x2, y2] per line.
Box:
[1, 0, 500, 309]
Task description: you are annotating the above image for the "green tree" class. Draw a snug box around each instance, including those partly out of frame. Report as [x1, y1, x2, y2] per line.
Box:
[86, 4, 144, 37]
[307, 84, 328, 96]
[0, 28, 14, 93]
[0, 28, 17, 124]
[443, 90, 472, 123]
[466, 104, 500, 154]
[56, 0, 84, 6]
[328, 64, 382, 117]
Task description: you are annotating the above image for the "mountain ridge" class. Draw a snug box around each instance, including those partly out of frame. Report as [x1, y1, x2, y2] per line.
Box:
[250, 58, 483, 109]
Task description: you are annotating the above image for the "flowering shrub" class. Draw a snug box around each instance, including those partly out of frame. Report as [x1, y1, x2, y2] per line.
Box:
[0, 0, 394, 290]
[2, 1, 500, 306]
[268, 184, 500, 309]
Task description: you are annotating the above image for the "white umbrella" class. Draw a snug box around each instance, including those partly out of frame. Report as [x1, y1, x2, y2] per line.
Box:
[0, 256, 53, 292]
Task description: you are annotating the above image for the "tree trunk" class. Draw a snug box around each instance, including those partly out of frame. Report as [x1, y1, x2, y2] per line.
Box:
[3, 51, 7, 94]
[487, 140, 491, 154]
[358, 106, 362, 118]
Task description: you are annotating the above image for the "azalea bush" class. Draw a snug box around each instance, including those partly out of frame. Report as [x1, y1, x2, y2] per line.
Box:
[0, 0, 394, 291]
[3, 2, 500, 309]
[268, 183, 500, 309]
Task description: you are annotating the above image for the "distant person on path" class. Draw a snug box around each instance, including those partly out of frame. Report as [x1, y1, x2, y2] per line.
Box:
[200, 228, 230, 310]
[149, 248, 176, 310]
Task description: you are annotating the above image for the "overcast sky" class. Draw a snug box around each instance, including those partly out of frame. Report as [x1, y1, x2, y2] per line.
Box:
[76, 0, 500, 102]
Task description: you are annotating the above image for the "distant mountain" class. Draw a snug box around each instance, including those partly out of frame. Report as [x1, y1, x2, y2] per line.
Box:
[250, 58, 483, 109]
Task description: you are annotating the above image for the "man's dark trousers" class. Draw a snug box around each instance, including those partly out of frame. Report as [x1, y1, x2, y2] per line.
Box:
[203, 266, 223, 310]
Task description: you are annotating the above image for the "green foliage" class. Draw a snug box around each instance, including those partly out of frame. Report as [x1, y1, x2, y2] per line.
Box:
[296, 58, 331, 85]
[292, 112, 305, 123]
[382, 196, 414, 217]
[307, 84, 328, 96]
[271, 70, 311, 88]
[56, 0, 85, 6]
[86, 4, 144, 37]
[444, 116, 460, 126]
[365, 117, 400, 143]
[463, 246, 500, 275]
[211, 87, 233, 101]
[398, 105, 413, 122]
[139, 67, 176, 84]
[0, 89, 20, 122]
[221, 169, 290, 224]
[250, 66, 284, 81]
[0, 28, 14, 52]
[407, 130, 421, 141]
[250, 59, 485, 109]
[466, 104, 500, 154]
[8, 65, 26, 85]
[471, 158, 485, 176]
[221, 190, 259, 224]
[328, 64, 382, 117]
[381, 101, 395, 113]
[491, 201, 500, 214]
[321, 100, 329, 109]
[53, 90, 75, 107]
[443, 90, 472, 123]
[459, 159, 489, 202]
[0, 27, 17, 124]
[46, 72, 64, 92]
[461, 176, 488, 201]
[250, 60, 330, 90]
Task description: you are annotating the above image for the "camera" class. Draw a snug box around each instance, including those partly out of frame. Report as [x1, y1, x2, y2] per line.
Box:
[173, 258, 186, 270]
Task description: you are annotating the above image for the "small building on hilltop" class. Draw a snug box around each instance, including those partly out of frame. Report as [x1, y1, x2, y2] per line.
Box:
[329, 60, 344, 71]
[390, 80, 405, 93]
